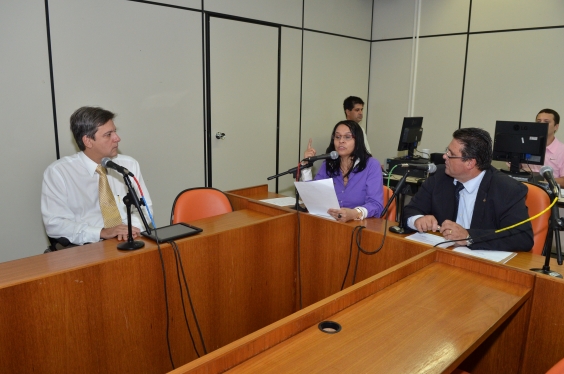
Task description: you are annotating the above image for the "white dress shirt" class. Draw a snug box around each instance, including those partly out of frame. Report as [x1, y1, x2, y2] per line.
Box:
[41, 152, 153, 245]
[407, 170, 486, 230]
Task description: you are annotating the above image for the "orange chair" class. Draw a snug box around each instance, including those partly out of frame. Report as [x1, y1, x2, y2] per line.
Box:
[523, 182, 552, 255]
[170, 187, 233, 224]
[547, 357, 564, 374]
[382, 185, 397, 222]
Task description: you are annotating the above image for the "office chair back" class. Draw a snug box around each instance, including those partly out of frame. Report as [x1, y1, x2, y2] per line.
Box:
[171, 187, 233, 224]
[546, 357, 564, 374]
[382, 185, 397, 222]
[523, 182, 552, 255]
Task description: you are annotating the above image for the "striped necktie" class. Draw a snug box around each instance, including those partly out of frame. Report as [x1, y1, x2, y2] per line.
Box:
[96, 165, 123, 228]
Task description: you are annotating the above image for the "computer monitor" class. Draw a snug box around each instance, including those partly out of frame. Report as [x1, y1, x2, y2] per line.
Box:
[397, 117, 424, 159]
[492, 121, 548, 174]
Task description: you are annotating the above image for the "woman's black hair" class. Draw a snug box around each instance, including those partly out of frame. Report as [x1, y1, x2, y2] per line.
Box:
[324, 120, 372, 178]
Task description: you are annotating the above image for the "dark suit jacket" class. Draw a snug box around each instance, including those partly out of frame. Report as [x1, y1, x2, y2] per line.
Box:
[403, 165, 533, 252]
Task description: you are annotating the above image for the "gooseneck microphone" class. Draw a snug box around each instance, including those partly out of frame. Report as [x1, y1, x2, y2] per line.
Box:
[101, 157, 134, 177]
[399, 163, 437, 173]
[540, 165, 560, 197]
[302, 151, 339, 163]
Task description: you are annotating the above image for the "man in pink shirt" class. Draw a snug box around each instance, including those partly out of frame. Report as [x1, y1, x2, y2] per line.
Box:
[526, 109, 564, 187]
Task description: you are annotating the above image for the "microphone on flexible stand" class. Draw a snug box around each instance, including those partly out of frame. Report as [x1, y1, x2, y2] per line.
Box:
[388, 170, 412, 233]
[398, 163, 437, 173]
[100, 157, 150, 250]
[530, 166, 564, 275]
[540, 165, 560, 198]
[301, 151, 339, 163]
[380, 174, 409, 220]
[101, 157, 134, 177]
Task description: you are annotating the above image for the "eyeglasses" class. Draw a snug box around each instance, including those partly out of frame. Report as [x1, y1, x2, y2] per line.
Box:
[444, 148, 464, 160]
[333, 134, 355, 141]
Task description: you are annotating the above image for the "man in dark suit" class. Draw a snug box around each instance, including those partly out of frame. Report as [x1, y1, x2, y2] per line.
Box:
[403, 127, 533, 252]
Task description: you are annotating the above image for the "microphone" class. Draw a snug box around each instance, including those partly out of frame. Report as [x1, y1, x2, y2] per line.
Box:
[399, 163, 437, 173]
[101, 157, 134, 177]
[540, 165, 560, 197]
[303, 151, 339, 163]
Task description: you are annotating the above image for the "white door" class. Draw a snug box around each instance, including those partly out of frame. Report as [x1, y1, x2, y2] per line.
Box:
[208, 17, 279, 191]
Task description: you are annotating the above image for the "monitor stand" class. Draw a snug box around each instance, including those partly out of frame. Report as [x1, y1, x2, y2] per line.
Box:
[500, 169, 533, 182]
[396, 155, 429, 164]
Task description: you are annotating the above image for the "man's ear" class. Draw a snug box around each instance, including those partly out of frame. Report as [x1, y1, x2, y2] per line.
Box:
[82, 135, 93, 149]
[466, 158, 477, 170]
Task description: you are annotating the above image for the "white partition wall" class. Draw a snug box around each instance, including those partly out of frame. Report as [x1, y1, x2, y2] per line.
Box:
[463, 28, 564, 134]
[48, 0, 205, 228]
[278, 28, 304, 197]
[0, 0, 55, 261]
[301, 31, 370, 171]
[367, 39, 413, 164]
[204, 0, 303, 27]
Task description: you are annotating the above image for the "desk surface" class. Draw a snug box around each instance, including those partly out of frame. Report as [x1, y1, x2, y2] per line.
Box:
[176, 249, 534, 374]
[227, 260, 531, 373]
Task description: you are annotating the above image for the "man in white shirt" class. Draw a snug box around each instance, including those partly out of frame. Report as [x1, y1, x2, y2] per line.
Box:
[41, 106, 152, 247]
[343, 96, 371, 153]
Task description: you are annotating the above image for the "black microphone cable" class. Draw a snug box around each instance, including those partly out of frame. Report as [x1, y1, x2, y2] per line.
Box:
[152, 228, 176, 370]
[137, 200, 176, 369]
[342, 172, 397, 287]
[169, 240, 207, 356]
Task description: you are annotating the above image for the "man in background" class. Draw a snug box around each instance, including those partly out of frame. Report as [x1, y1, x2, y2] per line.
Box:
[41, 106, 152, 249]
[343, 96, 371, 153]
[529, 109, 564, 186]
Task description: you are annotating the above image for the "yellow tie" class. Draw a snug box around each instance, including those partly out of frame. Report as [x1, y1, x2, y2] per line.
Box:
[96, 165, 123, 228]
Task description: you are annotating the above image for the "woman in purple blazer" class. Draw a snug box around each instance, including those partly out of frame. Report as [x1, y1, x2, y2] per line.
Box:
[302, 120, 384, 222]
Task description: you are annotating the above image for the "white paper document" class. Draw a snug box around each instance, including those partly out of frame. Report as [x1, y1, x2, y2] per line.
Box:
[405, 232, 516, 263]
[452, 247, 517, 263]
[260, 197, 299, 207]
[405, 232, 452, 248]
[294, 179, 340, 219]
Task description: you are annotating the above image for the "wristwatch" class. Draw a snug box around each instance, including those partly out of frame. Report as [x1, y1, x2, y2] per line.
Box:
[355, 208, 363, 220]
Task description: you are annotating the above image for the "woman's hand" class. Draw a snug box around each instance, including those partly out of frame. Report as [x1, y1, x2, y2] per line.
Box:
[304, 138, 316, 159]
[328, 208, 357, 222]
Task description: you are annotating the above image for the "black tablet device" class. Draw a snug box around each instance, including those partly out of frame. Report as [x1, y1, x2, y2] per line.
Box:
[141, 222, 203, 243]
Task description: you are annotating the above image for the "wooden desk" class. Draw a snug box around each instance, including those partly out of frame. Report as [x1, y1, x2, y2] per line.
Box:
[4, 184, 564, 373]
[0, 199, 297, 373]
[174, 250, 535, 373]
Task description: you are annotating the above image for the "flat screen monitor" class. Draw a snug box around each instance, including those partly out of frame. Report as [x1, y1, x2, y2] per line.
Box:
[492, 121, 548, 174]
[397, 117, 424, 159]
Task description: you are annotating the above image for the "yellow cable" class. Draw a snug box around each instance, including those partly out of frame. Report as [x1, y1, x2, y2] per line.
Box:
[495, 196, 558, 233]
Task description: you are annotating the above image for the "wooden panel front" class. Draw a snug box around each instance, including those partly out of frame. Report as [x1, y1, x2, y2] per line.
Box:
[175, 250, 534, 374]
[298, 213, 433, 307]
[0, 209, 297, 374]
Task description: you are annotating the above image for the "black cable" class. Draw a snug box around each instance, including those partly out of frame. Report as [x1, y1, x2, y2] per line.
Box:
[340, 226, 361, 290]
[170, 240, 208, 355]
[154, 234, 175, 369]
[351, 219, 389, 285]
[170, 241, 201, 357]
[340, 218, 390, 288]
